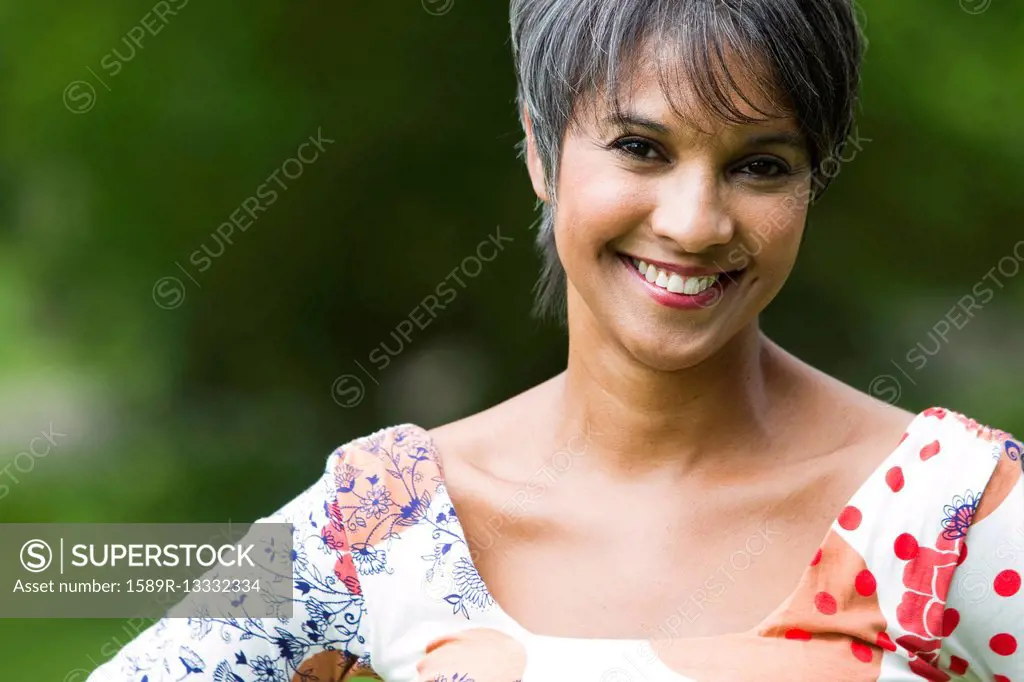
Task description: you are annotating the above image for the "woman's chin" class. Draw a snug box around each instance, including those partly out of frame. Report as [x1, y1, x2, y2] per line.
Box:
[618, 329, 726, 372]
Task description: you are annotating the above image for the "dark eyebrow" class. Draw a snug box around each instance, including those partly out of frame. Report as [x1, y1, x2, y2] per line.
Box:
[603, 112, 807, 150]
[743, 131, 807, 149]
[601, 112, 673, 136]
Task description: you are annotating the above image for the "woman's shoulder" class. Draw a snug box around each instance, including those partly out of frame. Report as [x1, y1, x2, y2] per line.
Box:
[835, 379, 1018, 467]
[876, 405, 1020, 492]
[331, 421, 439, 466]
[914, 406, 1022, 518]
[903, 406, 1020, 461]
[294, 423, 456, 589]
[268, 422, 442, 532]
[831, 402, 1020, 551]
[427, 376, 560, 473]
[326, 422, 445, 509]
[320, 388, 547, 522]
[869, 405, 1022, 544]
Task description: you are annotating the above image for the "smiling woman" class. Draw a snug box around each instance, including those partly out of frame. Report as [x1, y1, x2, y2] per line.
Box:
[86, 0, 1023, 681]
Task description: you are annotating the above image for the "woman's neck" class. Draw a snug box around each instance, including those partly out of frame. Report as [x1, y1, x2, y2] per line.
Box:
[552, 310, 796, 476]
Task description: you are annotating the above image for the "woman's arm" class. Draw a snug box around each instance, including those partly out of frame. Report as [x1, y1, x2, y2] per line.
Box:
[86, 447, 375, 682]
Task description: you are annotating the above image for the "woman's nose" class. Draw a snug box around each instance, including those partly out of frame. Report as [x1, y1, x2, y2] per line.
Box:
[648, 167, 735, 254]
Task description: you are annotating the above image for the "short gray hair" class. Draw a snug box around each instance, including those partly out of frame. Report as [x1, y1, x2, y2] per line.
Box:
[509, 0, 866, 322]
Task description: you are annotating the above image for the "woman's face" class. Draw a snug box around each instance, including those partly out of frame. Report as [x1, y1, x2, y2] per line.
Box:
[528, 56, 814, 371]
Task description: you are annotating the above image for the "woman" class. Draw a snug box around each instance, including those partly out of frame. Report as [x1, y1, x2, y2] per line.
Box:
[89, 0, 1023, 680]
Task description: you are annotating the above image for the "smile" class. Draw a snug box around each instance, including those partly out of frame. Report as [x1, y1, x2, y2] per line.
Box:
[631, 258, 720, 294]
[618, 254, 745, 310]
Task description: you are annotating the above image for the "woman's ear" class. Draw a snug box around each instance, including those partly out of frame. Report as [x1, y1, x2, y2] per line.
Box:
[522, 106, 550, 202]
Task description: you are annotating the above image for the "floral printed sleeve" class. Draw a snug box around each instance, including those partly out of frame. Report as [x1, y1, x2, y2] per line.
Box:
[86, 446, 376, 682]
[942, 435, 1024, 681]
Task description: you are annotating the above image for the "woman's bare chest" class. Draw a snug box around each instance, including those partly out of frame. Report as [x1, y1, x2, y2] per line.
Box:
[437, 413, 901, 641]
[459, 479, 845, 640]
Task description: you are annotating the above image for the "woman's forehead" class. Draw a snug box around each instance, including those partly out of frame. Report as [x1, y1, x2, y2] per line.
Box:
[579, 52, 798, 138]
[652, 41, 787, 110]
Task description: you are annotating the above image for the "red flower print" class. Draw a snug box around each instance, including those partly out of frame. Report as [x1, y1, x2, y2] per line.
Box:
[894, 530, 963, 680]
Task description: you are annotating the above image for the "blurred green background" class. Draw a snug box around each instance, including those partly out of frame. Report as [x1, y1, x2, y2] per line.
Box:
[1, 0, 1022, 678]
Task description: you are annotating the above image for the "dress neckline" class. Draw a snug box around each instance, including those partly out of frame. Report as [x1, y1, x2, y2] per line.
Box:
[398, 407, 938, 643]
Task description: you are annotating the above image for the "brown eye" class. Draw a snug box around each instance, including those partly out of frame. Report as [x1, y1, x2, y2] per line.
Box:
[611, 138, 662, 161]
[738, 157, 790, 178]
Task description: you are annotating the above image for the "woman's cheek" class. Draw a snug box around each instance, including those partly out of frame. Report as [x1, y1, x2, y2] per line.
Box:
[737, 195, 807, 263]
[562, 170, 647, 247]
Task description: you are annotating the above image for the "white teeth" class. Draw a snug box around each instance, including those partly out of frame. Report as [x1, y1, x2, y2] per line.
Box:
[631, 257, 720, 296]
[667, 273, 685, 294]
[682, 277, 705, 295]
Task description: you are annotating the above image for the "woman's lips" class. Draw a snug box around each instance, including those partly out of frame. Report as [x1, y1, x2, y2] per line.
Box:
[619, 253, 744, 310]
